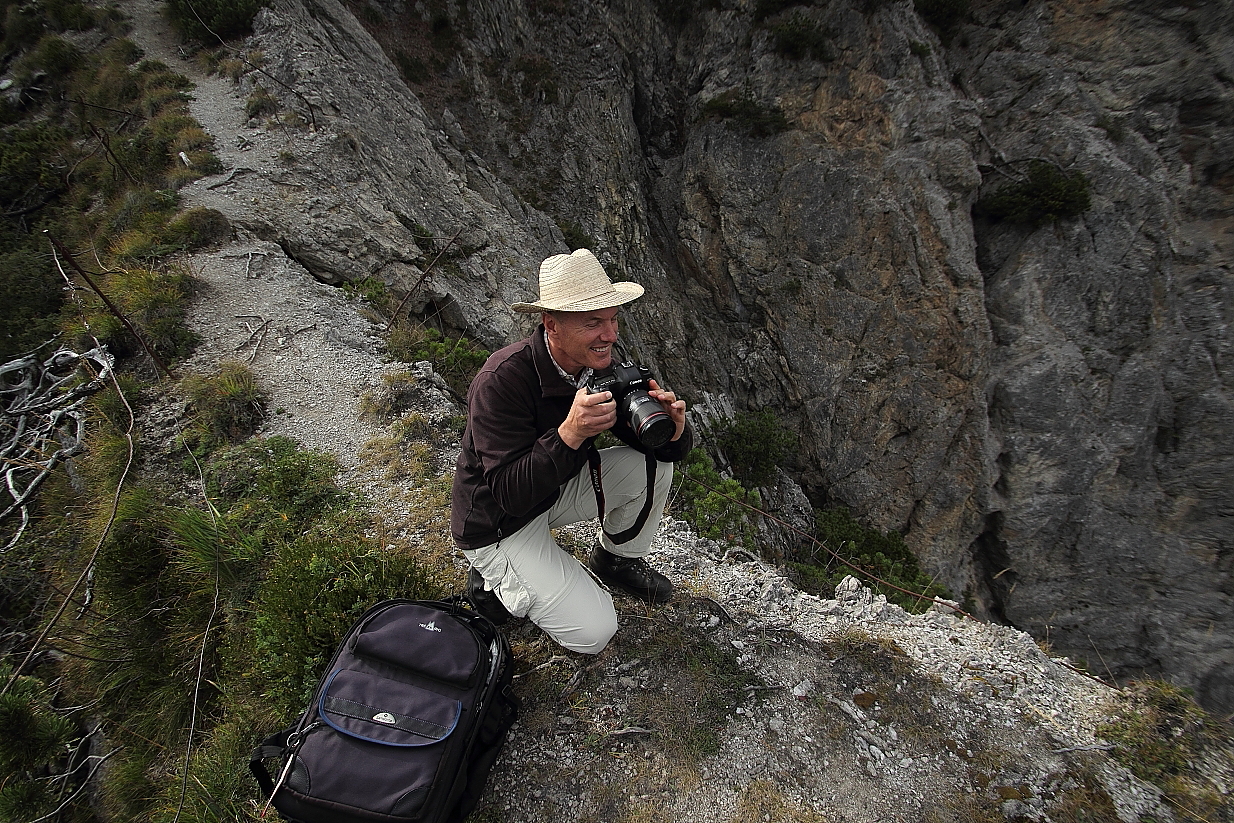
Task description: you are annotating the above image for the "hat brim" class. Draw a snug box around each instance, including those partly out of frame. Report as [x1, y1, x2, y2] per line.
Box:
[510, 282, 644, 313]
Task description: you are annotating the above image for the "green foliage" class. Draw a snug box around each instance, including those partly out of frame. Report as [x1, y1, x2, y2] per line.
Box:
[0, 249, 62, 362]
[1097, 680, 1232, 818]
[715, 410, 795, 487]
[181, 361, 267, 452]
[10, 425, 444, 819]
[162, 206, 231, 250]
[0, 666, 80, 823]
[789, 507, 948, 613]
[205, 436, 345, 537]
[557, 221, 595, 251]
[0, 121, 68, 213]
[394, 50, 431, 84]
[388, 322, 489, 396]
[671, 448, 761, 548]
[64, 263, 198, 359]
[0, 25, 224, 364]
[253, 529, 444, 712]
[13, 34, 82, 91]
[753, 0, 811, 22]
[701, 89, 790, 138]
[976, 161, 1093, 226]
[0, 669, 76, 774]
[359, 370, 422, 420]
[342, 276, 393, 311]
[43, 0, 97, 31]
[617, 619, 748, 760]
[913, 0, 969, 33]
[166, 0, 267, 44]
[245, 86, 279, 119]
[769, 14, 835, 61]
[2, 3, 47, 55]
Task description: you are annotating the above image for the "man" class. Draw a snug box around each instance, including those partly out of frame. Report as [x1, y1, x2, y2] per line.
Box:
[450, 248, 692, 654]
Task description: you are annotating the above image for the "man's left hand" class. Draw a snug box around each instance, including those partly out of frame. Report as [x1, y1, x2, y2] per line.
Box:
[647, 380, 687, 442]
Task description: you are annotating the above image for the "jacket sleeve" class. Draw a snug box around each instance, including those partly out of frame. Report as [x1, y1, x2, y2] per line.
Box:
[467, 366, 583, 518]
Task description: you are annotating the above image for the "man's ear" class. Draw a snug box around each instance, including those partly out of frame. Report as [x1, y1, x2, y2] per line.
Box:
[542, 311, 557, 335]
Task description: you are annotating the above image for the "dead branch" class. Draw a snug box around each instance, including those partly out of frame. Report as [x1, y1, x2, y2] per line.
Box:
[1, 346, 115, 550]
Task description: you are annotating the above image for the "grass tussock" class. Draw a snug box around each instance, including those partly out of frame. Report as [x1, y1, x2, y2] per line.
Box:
[180, 361, 267, 452]
[1097, 680, 1233, 821]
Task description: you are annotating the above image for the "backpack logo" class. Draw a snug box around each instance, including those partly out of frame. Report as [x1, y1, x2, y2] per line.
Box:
[372, 712, 396, 724]
[420, 621, 442, 632]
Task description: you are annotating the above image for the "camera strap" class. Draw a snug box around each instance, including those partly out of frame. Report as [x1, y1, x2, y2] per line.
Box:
[586, 446, 658, 546]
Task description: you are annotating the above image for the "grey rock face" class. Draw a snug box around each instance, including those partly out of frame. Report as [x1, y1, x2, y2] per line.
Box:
[217, 0, 1232, 710]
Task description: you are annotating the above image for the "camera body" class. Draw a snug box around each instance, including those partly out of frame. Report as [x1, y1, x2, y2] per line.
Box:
[588, 361, 676, 448]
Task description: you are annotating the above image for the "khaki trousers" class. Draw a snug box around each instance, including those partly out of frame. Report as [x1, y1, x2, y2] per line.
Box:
[462, 446, 675, 654]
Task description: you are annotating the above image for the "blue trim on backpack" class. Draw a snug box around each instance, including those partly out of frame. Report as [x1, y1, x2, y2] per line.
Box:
[317, 669, 462, 747]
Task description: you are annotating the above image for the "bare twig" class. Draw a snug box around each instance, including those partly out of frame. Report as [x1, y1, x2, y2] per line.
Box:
[46, 232, 175, 379]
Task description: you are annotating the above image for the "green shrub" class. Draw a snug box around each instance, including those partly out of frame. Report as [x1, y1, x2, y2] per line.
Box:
[0, 669, 77, 774]
[769, 14, 835, 61]
[976, 161, 1092, 226]
[753, 0, 810, 22]
[342, 276, 393, 311]
[0, 122, 68, 214]
[701, 89, 790, 138]
[245, 87, 279, 120]
[0, 249, 62, 362]
[395, 50, 432, 84]
[181, 361, 266, 452]
[44, 0, 96, 31]
[13, 34, 81, 90]
[671, 448, 761, 547]
[205, 436, 346, 536]
[715, 410, 795, 487]
[1097, 680, 1232, 819]
[2, 4, 46, 55]
[163, 206, 231, 249]
[388, 323, 489, 396]
[64, 263, 197, 358]
[558, 221, 595, 251]
[914, 0, 969, 32]
[788, 507, 948, 612]
[252, 531, 444, 712]
[166, 0, 267, 44]
[0, 666, 80, 823]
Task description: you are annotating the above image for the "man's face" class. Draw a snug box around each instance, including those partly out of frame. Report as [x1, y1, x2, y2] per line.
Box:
[543, 307, 620, 375]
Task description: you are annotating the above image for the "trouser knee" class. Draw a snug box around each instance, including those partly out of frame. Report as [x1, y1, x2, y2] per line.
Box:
[550, 609, 618, 655]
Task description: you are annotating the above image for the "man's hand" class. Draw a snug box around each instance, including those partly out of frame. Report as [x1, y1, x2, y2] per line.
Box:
[648, 379, 687, 442]
[558, 387, 617, 450]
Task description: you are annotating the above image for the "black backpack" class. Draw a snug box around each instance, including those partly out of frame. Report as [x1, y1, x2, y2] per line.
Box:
[250, 599, 519, 823]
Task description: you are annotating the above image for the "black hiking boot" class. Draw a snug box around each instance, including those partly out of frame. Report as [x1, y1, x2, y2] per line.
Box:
[589, 544, 673, 605]
[466, 568, 511, 625]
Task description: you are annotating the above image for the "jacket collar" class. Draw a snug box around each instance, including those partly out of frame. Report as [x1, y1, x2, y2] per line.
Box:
[531, 324, 579, 397]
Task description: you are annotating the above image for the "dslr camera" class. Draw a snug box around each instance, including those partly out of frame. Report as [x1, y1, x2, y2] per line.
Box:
[588, 361, 676, 448]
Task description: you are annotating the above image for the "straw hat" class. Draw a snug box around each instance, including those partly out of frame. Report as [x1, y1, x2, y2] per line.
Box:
[510, 249, 644, 313]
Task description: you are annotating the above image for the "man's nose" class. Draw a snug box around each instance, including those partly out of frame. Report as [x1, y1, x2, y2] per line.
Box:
[600, 321, 618, 341]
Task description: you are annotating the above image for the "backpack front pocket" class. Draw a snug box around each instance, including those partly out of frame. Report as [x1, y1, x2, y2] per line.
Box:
[320, 668, 461, 746]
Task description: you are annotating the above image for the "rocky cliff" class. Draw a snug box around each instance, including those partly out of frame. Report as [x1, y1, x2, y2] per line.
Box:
[181, 0, 1233, 711]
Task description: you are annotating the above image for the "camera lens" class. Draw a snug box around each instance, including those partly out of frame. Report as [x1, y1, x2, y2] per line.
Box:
[625, 391, 675, 448]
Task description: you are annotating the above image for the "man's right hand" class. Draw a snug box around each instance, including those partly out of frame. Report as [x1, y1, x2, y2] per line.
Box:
[558, 387, 616, 450]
